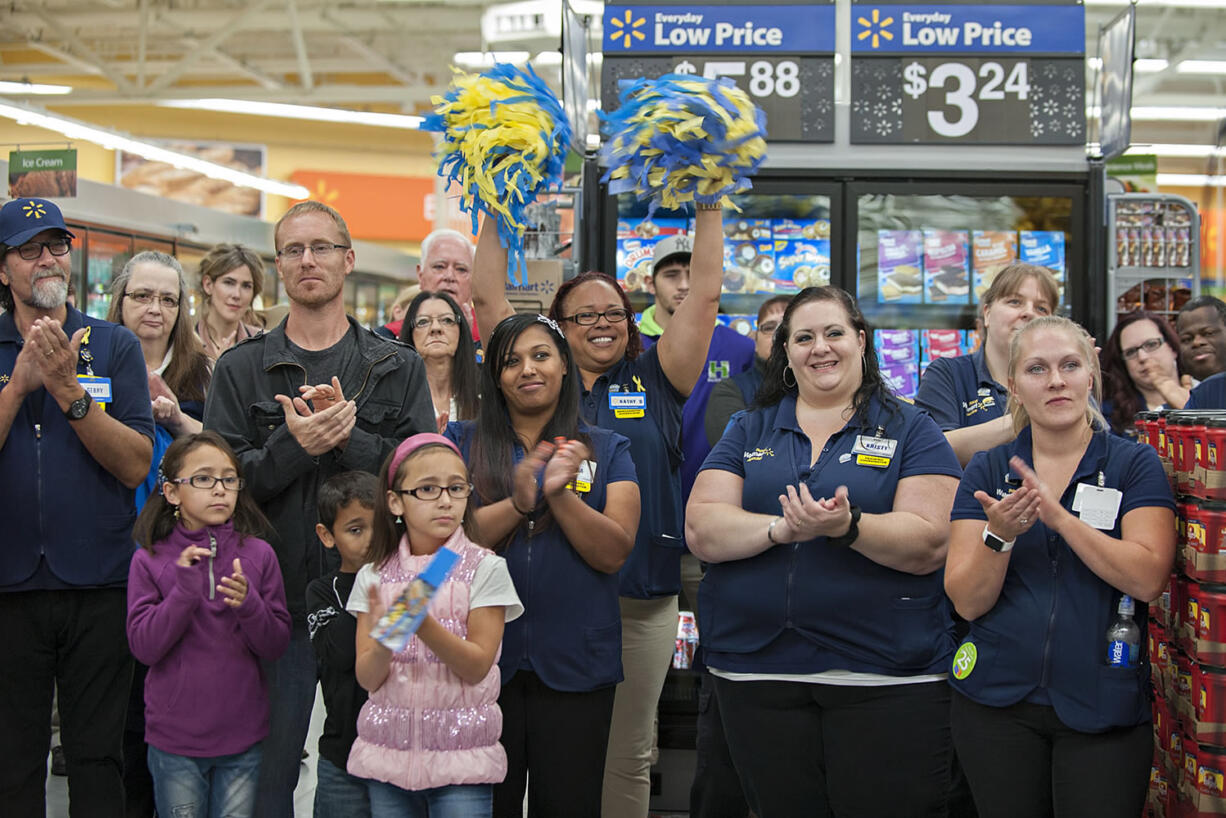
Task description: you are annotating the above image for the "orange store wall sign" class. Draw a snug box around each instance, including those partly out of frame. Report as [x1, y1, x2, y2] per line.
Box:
[289, 170, 472, 242]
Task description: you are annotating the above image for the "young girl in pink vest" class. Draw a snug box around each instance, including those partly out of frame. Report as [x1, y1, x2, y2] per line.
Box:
[347, 433, 523, 817]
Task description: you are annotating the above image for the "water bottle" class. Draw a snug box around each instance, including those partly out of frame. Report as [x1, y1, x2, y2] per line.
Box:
[1105, 594, 1141, 667]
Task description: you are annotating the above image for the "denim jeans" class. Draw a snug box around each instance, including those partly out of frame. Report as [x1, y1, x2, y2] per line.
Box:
[314, 756, 371, 818]
[146, 743, 261, 818]
[366, 781, 492, 818]
[253, 624, 316, 818]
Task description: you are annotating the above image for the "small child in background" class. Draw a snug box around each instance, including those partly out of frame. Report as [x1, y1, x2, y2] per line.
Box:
[348, 433, 523, 816]
[126, 431, 291, 818]
[307, 470, 378, 818]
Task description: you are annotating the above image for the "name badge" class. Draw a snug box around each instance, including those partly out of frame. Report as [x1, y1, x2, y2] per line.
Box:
[851, 435, 897, 459]
[610, 391, 646, 419]
[568, 459, 597, 493]
[1072, 483, 1123, 530]
[856, 454, 891, 468]
[79, 375, 112, 410]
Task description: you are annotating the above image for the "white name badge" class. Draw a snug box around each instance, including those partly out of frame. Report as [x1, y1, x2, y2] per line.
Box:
[1073, 483, 1123, 530]
[573, 459, 597, 493]
[851, 435, 898, 459]
[78, 375, 112, 401]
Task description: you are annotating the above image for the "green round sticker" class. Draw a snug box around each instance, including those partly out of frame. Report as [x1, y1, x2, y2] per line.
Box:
[952, 643, 978, 680]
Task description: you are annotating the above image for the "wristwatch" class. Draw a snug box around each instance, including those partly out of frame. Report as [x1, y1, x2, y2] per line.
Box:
[64, 390, 92, 421]
[981, 526, 1015, 553]
[827, 505, 862, 548]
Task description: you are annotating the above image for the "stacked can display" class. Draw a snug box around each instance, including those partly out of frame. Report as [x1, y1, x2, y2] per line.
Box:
[1138, 409, 1226, 817]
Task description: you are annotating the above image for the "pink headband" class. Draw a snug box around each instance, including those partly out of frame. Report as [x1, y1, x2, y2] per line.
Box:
[387, 433, 462, 483]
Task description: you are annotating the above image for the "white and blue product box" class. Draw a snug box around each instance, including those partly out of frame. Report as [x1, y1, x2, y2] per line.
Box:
[875, 329, 921, 369]
[773, 237, 831, 292]
[877, 231, 924, 304]
[1019, 231, 1066, 281]
[616, 217, 688, 294]
[881, 363, 920, 399]
[717, 314, 757, 336]
[922, 230, 971, 305]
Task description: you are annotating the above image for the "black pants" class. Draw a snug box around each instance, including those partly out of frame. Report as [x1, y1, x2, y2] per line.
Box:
[0, 589, 133, 818]
[714, 676, 952, 818]
[691, 671, 750, 818]
[493, 670, 615, 818]
[950, 691, 1151, 818]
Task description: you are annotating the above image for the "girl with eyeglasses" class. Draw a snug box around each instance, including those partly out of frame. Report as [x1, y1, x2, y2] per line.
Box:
[444, 313, 639, 817]
[471, 204, 723, 817]
[1100, 311, 1189, 436]
[398, 290, 480, 427]
[346, 433, 523, 817]
[127, 431, 291, 818]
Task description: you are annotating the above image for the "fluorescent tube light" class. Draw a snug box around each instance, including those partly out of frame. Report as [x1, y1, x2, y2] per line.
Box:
[0, 81, 72, 95]
[1135, 59, 1170, 72]
[1176, 60, 1226, 74]
[1126, 143, 1226, 158]
[159, 98, 423, 129]
[1158, 173, 1226, 187]
[453, 51, 531, 68]
[0, 99, 309, 199]
[1131, 106, 1226, 121]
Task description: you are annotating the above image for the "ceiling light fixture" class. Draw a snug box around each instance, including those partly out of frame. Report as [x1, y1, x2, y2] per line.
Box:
[0, 99, 309, 199]
[1157, 173, 1226, 187]
[1135, 59, 1170, 72]
[1085, 0, 1226, 8]
[1126, 143, 1226, 158]
[1176, 60, 1226, 74]
[1131, 106, 1226, 121]
[158, 99, 424, 129]
[0, 80, 73, 95]
[452, 51, 531, 68]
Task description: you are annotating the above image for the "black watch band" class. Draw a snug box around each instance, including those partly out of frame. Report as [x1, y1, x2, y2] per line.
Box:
[64, 390, 92, 421]
[827, 505, 862, 548]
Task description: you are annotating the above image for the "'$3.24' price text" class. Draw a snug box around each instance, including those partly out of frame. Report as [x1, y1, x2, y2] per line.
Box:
[902, 61, 1031, 138]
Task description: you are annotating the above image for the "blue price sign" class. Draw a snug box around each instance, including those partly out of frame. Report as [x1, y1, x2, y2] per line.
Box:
[850, 4, 1084, 55]
[603, 4, 836, 55]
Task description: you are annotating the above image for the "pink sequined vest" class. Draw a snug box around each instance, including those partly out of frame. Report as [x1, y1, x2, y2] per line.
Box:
[347, 531, 506, 790]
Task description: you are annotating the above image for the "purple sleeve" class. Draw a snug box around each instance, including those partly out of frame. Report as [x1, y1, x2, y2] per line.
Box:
[233, 539, 292, 660]
[126, 549, 201, 666]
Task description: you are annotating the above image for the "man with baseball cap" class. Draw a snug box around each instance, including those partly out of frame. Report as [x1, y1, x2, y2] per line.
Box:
[0, 197, 154, 815]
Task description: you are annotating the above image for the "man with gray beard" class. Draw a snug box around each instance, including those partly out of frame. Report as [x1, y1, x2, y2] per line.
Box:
[0, 198, 154, 816]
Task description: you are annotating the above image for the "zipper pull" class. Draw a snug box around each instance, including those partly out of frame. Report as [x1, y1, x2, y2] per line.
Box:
[207, 533, 217, 600]
[34, 423, 41, 440]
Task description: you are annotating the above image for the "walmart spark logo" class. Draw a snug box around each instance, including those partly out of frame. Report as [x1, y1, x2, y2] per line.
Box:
[608, 9, 646, 48]
[857, 8, 895, 49]
[22, 201, 47, 220]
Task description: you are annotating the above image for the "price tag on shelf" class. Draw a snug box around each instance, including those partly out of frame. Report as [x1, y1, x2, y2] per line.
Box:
[603, 54, 834, 143]
[903, 57, 1030, 140]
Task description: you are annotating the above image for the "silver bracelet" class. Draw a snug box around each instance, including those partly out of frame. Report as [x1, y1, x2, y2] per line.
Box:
[767, 516, 783, 544]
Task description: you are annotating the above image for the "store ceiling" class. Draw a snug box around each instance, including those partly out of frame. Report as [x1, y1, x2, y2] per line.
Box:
[0, 1, 1224, 147]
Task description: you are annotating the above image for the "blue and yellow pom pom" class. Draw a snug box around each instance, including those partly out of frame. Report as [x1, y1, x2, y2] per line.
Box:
[600, 74, 767, 213]
[420, 63, 572, 280]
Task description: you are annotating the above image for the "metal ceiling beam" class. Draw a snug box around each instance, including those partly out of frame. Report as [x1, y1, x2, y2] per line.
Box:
[146, 0, 275, 93]
[335, 32, 418, 86]
[24, 41, 105, 76]
[151, 12, 287, 90]
[29, 9, 137, 93]
[285, 0, 314, 90]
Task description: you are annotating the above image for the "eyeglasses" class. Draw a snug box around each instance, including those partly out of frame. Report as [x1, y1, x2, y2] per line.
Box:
[412, 314, 459, 330]
[1122, 337, 1165, 360]
[172, 475, 246, 491]
[277, 243, 349, 260]
[396, 483, 473, 501]
[10, 239, 71, 260]
[126, 290, 180, 310]
[758, 321, 781, 335]
[564, 308, 630, 326]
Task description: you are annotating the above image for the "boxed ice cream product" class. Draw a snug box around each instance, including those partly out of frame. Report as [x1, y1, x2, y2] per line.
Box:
[878, 231, 924, 304]
[616, 218, 688, 293]
[723, 239, 776, 294]
[923, 230, 970, 305]
[882, 363, 920, 399]
[875, 329, 920, 368]
[1019, 231, 1066, 281]
[972, 231, 1018, 301]
[773, 238, 831, 292]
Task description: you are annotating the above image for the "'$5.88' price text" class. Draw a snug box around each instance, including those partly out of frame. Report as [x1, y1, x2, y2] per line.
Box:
[902, 61, 1030, 138]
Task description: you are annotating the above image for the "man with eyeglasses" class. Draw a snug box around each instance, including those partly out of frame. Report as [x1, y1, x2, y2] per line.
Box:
[204, 201, 435, 818]
[0, 197, 155, 816]
[415, 229, 480, 341]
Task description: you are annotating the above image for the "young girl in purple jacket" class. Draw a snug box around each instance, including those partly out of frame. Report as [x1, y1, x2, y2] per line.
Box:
[126, 431, 291, 818]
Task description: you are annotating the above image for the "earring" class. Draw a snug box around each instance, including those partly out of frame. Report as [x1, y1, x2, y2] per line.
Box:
[395, 514, 403, 526]
[172, 504, 180, 520]
[783, 366, 797, 389]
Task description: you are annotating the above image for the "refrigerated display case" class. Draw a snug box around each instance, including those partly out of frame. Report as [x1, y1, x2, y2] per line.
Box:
[1107, 192, 1200, 332]
[599, 167, 1101, 400]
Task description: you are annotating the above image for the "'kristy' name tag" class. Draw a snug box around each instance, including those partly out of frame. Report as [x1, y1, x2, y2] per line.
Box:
[851, 435, 897, 459]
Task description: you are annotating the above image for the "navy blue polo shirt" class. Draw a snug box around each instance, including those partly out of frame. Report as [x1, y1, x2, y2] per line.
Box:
[0, 307, 154, 590]
[641, 324, 755, 506]
[1186, 372, 1226, 410]
[446, 421, 637, 692]
[949, 427, 1173, 732]
[915, 348, 1007, 431]
[580, 345, 686, 599]
[697, 393, 962, 675]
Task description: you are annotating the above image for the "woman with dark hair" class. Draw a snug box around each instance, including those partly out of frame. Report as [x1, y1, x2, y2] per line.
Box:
[398, 290, 480, 424]
[472, 204, 723, 817]
[686, 286, 962, 818]
[916, 262, 1060, 466]
[444, 313, 640, 817]
[1101, 311, 1189, 436]
[195, 243, 265, 359]
[945, 316, 1174, 816]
